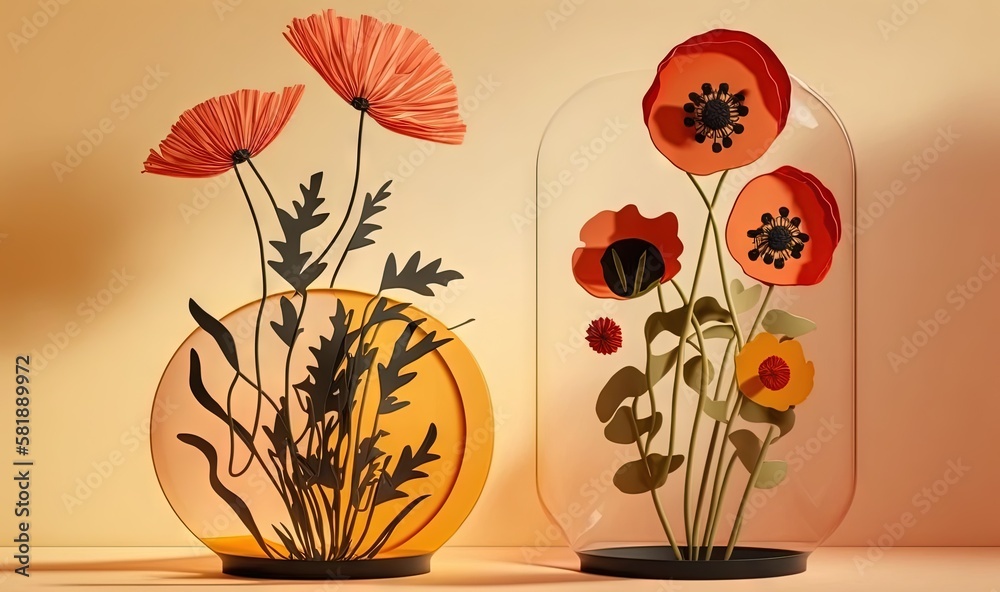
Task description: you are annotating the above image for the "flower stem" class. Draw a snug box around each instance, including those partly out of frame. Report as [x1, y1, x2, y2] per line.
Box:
[640, 291, 683, 560]
[231, 164, 266, 473]
[724, 425, 777, 559]
[703, 286, 774, 556]
[314, 110, 366, 287]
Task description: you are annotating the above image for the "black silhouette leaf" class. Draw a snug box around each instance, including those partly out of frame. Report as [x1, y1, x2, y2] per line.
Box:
[374, 423, 440, 506]
[189, 299, 239, 371]
[347, 180, 392, 252]
[188, 349, 256, 448]
[177, 433, 271, 557]
[376, 319, 451, 404]
[294, 300, 359, 417]
[362, 494, 431, 559]
[380, 252, 463, 296]
[270, 296, 303, 347]
[268, 171, 330, 293]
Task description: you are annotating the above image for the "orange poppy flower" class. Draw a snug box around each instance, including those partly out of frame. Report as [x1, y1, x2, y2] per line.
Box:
[285, 10, 465, 145]
[143, 86, 304, 178]
[735, 332, 814, 411]
[572, 205, 683, 300]
[725, 166, 841, 286]
[642, 29, 791, 176]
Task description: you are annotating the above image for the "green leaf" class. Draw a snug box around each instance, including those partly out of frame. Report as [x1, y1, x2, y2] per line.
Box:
[732, 279, 763, 314]
[188, 299, 239, 372]
[647, 347, 679, 388]
[644, 296, 730, 341]
[755, 461, 788, 489]
[703, 399, 729, 423]
[727, 430, 788, 488]
[604, 407, 663, 444]
[693, 296, 731, 324]
[728, 429, 763, 473]
[645, 309, 686, 341]
[702, 325, 736, 340]
[739, 396, 796, 441]
[761, 309, 817, 338]
[683, 355, 715, 392]
[612, 454, 684, 494]
[596, 366, 647, 423]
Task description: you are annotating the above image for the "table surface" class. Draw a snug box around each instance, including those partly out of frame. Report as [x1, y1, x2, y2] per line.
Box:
[7, 546, 999, 590]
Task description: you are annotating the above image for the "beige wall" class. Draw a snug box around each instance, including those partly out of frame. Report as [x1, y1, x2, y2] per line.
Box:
[1, 0, 997, 548]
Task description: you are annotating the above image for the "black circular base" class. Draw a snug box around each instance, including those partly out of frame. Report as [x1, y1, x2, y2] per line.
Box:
[218, 552, 431, 580]
[578, 546, 809, 580]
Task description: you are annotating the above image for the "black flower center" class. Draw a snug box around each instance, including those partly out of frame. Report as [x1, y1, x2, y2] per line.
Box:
[683, 82, 749, 154]
[351, 97, 370, 111]
[600, 238, 665, 298]
[746, 206, 809, 270]
[232, 149, 251, 164]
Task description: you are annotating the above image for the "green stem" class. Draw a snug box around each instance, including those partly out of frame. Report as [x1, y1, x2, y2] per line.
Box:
[686, 172, 743, 350]
[640, 289, 683, 559]
[704, 286, 774, 556]
[724, 425, 777, 559]
[691, 335, 735, 557]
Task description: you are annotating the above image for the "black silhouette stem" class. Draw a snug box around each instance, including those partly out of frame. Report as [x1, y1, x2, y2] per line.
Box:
[314, 110, 365, 283]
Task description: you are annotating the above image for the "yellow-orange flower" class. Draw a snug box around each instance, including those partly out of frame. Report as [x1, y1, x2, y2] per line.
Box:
[735, 332, 814, 411]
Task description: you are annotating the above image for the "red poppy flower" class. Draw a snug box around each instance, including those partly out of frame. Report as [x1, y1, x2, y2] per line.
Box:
[143, 86, 304, 178]
[572, 205, 683, 300]
[285, 10, 465, 145]
[642, 29, 791, 176]
[725, 166, 841, 286]
[587, 317, 623, 355]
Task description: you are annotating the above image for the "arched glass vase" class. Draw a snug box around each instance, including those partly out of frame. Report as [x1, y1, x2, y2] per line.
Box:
[536, 70, 855, 580]
[151, 289, 492, 579]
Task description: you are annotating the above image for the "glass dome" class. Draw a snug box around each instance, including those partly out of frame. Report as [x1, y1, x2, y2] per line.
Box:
[151, 290, 492, 579]
[536, 69, 855, 579]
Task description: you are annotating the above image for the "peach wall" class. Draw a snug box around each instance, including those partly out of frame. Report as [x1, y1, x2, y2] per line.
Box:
[0, 0, 997, 547]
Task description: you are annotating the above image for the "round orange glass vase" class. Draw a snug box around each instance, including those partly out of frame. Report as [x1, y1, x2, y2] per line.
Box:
[151, 291, 491, 578]
[536, 30, 855, 580]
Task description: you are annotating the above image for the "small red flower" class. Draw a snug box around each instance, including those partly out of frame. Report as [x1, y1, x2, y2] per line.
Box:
[285, 10, 465, 144]
[143, 86, 304, 178]
[587, 317, 623, 355]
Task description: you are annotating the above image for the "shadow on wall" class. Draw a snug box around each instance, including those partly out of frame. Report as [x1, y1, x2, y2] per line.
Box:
[0, 168, 132, 345]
